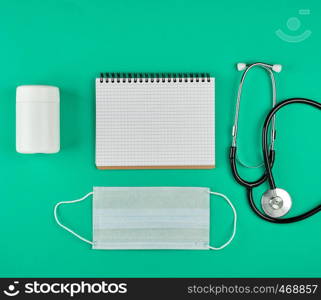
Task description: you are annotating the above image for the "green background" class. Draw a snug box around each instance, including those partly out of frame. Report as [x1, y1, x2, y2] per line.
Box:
[0, 0, 320, 278]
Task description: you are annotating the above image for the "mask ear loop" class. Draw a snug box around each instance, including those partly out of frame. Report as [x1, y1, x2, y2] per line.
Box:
[208, 191, 237, 250]
[54, 192, 94, 245]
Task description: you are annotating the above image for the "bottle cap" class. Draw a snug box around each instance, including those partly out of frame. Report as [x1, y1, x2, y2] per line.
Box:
[16, 85, 59, 103]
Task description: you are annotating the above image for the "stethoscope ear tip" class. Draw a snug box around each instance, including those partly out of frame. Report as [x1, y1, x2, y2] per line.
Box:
[272, 64, 282, 73]
[236, 63, 247, 71]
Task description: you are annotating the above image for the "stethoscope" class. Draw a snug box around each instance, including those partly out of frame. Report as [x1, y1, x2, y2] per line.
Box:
[230, 62, 321, 223]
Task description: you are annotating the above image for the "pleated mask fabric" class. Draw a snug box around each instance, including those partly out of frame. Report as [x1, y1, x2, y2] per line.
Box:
[92, 187, 210, 250]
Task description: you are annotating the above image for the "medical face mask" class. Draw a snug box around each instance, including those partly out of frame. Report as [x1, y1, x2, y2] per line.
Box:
[54, 187, 237, 250]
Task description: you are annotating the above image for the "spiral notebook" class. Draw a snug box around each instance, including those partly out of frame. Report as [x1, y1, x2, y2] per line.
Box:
[96, 73, 215, 169]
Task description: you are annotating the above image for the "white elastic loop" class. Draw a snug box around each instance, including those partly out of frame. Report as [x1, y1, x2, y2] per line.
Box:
[208, 191, 237, 250]
[54, 192, 94, 245]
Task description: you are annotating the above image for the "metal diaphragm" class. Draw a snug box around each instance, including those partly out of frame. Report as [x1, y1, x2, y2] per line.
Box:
[261, 188, 292, 218]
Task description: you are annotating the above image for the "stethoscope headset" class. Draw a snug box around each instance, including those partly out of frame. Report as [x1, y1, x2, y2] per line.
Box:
[230, 62, 321, 223]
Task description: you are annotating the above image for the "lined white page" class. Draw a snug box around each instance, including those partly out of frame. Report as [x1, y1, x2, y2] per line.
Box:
[95, 77, 215, 169]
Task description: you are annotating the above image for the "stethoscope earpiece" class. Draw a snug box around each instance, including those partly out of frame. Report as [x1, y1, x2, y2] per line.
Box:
[236, 62, 282, 73]
[272, 64, 282, 73]
[236, 63, 247, 71]
[261, 188, 292, 218]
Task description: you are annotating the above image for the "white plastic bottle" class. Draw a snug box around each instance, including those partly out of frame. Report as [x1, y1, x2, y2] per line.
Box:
[16, 85, 60, 153]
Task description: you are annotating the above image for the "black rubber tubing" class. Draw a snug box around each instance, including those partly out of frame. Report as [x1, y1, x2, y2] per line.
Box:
[252, 97, 321, 223]
[230, 146, 275, 188]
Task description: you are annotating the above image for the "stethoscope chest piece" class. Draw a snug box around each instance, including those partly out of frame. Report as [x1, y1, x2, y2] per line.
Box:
[261, 188, 292, 218]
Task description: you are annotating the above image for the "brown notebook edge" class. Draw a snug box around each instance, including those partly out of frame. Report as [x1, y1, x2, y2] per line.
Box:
[96, 165, 215, 170]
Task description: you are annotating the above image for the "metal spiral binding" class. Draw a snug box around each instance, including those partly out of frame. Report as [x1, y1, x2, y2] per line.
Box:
[99, 73, 211, 83]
